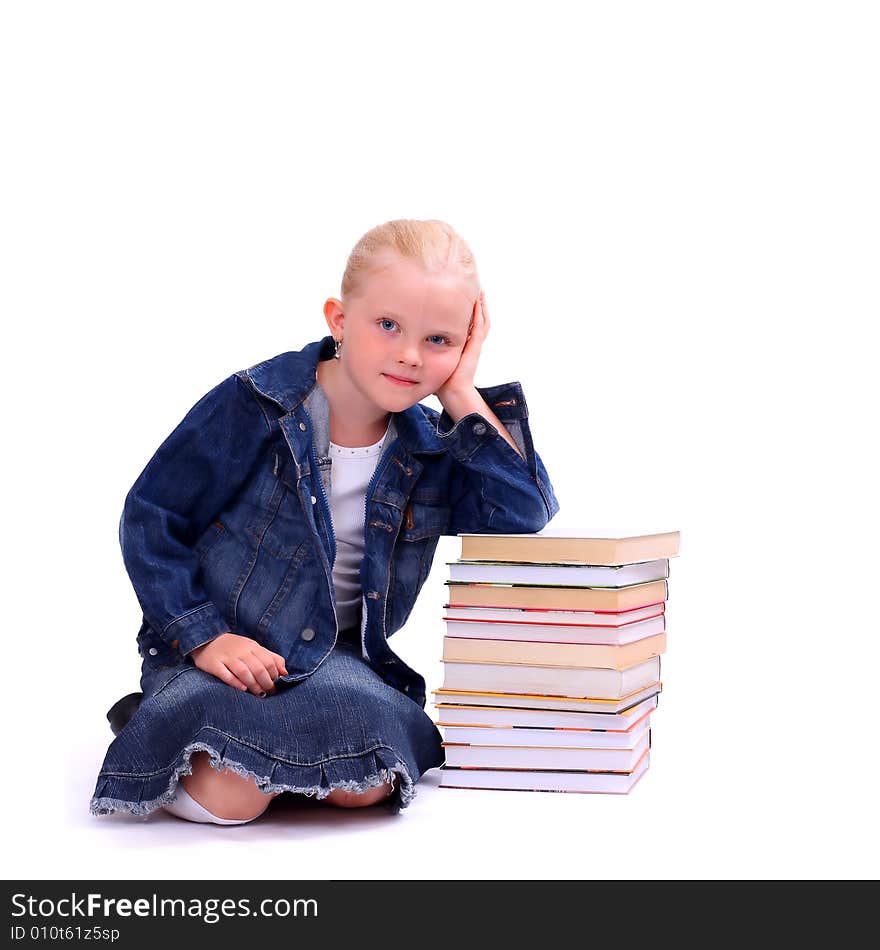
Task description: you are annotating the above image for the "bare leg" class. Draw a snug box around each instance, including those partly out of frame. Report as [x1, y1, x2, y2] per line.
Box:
[180, 751, 278, 820]
[323, 780, 395, 808]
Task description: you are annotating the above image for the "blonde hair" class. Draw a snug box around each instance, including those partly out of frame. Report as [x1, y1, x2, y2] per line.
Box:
[341, 218, 480, 302]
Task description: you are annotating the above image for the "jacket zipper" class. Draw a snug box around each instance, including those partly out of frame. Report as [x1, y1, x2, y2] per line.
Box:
[359, 436, 397, 659]
[308, 441, 339, 648]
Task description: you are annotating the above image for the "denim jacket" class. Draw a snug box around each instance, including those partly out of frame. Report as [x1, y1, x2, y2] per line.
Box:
[122, 335, 560, 708]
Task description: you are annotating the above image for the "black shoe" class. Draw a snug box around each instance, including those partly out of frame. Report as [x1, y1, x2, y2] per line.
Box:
[107, 691, 144, 736]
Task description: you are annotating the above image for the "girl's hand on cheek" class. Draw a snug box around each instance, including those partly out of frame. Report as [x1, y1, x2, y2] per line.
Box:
[436, 290, 490, 400]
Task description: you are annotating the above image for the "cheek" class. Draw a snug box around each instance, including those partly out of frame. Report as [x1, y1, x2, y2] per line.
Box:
[356, 337, 384, 367]
[445, 347, 465, 368]
[426, 351, 460, 377]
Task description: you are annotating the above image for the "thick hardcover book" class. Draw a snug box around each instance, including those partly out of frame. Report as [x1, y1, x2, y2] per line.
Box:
[434, 694, 659, 730]
[444, 613, 666, 646]
[439, 750, 651, 794]
[442, 632, 667, 669]
[447, 559, 670, 587]
[440, 655, 662, 699]
[432, 683, 661, 714]
[457, 529, 680, 566]
[445, 578, 668, 611]
[442, 729, 651, 770]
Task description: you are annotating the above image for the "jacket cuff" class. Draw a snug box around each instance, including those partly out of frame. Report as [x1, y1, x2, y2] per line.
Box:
[436, 381, 529, 461]
[161, 603, 230, 657]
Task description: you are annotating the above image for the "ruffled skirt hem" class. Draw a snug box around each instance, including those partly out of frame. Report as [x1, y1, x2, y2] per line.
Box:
[89, 729, 415, 818]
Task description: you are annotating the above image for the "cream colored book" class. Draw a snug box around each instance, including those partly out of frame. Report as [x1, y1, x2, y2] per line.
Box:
[440, 655, 661, 699]
[458, 529, 680, 567]
[442, 633, 667, 670]
[444, 578, 668, 611]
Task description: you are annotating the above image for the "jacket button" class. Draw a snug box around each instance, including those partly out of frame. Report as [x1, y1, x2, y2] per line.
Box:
[148, 647, 158, 656]
[311, 495, 317, 504]
[300, 627, 316, 642]
[299, 422, 307, 431]
[472, 422, 487, 435]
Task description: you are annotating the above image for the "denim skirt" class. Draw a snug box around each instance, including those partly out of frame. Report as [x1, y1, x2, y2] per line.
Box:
[89, 635, 445, 817]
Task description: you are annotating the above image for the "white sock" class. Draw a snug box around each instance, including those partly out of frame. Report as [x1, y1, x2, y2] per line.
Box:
[164, 783, 266, 825]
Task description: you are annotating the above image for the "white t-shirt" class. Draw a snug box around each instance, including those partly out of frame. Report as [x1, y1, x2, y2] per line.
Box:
[328, 421, 390, 637]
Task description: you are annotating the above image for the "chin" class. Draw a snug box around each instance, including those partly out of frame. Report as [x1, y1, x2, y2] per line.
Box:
[378, 391, 421, 412]
[375, 374, 427, 406]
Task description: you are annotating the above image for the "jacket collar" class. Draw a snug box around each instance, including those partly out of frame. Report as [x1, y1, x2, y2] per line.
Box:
[242, 336, 447, 455]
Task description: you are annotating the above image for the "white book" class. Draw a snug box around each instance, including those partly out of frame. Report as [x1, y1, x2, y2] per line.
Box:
[442, 603, 665, 627]
[439, 751, 650, 794]
[440, 718, 651, 750]
[444, 614, 666, 646]
[432, 683, 661, 714]
[440, 655, 661, 700]
[448, 559, 669, 587]
[443, 730, 650, 770]
[435, 694, 659, 730]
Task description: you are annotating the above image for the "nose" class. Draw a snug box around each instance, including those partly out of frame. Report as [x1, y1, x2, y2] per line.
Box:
[397, 338, 422, 368]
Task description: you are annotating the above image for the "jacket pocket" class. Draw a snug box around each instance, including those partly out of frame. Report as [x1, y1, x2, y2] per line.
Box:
[193, 520, 227, 561]
[247, 482, 308, 559]
[401, 498, 451, 541]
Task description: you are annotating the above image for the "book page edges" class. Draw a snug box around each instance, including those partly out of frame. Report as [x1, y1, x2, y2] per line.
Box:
[432, 683, 662, 705]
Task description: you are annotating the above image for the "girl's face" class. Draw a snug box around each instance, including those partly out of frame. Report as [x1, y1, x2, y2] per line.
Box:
[328, 253, 476, 412]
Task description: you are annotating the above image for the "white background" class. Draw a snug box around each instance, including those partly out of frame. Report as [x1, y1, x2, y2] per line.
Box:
[2, 1, 878, 881]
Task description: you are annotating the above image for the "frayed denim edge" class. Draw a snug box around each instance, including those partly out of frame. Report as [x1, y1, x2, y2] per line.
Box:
[89, 739, 415, 818]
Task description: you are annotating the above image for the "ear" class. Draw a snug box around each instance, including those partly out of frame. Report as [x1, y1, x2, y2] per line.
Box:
[322, 298, 345, 336]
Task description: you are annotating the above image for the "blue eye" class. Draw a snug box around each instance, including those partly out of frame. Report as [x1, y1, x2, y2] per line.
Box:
[378, 318, 448, 345]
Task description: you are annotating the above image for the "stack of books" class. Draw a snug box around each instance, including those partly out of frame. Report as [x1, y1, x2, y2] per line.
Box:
[433, 528, 680, 795]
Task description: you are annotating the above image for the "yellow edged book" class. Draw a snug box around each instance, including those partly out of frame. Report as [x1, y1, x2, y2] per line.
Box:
[442, 632, 666, 670]
[458, 528, 680, 567]
[445, 578, 667, 611]
[433, 683, 661, 715]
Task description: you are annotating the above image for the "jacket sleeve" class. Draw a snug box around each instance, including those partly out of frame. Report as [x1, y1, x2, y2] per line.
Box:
[435, 380, 560, 535]
[119, 373, 272, 656]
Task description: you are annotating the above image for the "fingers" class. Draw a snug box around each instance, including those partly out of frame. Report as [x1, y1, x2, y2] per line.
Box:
[472, 291, 489, 336]
[196, 640, 289, 696]
[210, 661, 252, 693]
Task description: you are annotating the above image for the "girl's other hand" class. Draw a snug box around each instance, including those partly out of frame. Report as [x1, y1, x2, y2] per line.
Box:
[190, 632, 288, 696]
[435, 289, 490, 400]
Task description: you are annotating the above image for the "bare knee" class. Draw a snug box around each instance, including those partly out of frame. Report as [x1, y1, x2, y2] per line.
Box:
[181, 751, 278, 821]
[323, 781, 394, 809]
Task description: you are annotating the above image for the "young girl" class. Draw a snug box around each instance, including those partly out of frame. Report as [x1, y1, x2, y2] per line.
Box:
[89, 219, 560, 824]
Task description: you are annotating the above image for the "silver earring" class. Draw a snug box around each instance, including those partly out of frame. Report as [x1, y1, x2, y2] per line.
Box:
[334, 338, 342, 359]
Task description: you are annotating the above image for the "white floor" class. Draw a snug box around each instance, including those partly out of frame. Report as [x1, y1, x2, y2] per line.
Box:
[21, 654, 877, 882]
[1, 548, 875, 880]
